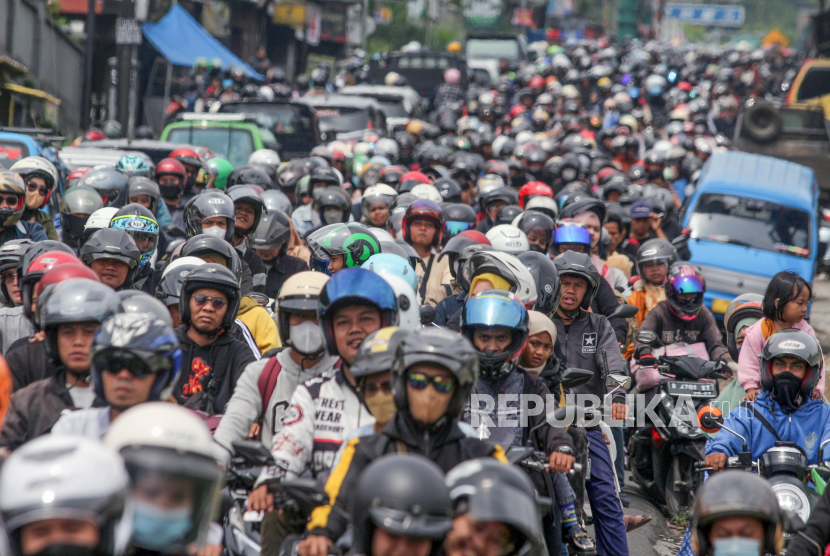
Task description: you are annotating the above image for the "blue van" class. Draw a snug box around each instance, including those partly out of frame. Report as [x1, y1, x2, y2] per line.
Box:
[0, 131, 41, 169]
[681, 151, 818, 317]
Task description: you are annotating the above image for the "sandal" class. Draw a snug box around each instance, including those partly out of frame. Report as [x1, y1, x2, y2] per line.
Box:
[624, 514, 652, 532]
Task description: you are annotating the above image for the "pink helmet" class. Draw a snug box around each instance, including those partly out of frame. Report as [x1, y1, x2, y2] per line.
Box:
[444, 68, 461, 84]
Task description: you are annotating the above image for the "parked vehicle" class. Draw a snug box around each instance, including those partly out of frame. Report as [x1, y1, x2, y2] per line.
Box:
[338, 85, 425, 133]
[0, 130, 42, 169]
[74, 139, 200, 164]
[295, 95, 387, 141]
[369, 51, 466, 98]
[218, 100, 321, 160]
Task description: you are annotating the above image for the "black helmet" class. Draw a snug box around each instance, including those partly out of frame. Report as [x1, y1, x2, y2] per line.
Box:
[433, 178, 463, 203]
[155, 258, 204, 308]
[228, 166, 272, 189]
[391, 327, 479, 417]
[127, 177, 161, 214]
[517, 251, 560, 316]
[307, 223, 381, 275]
[80, 229, 141, 290]
[309, 167, 341, 188]
[665, 263, 705, 321]
[441, 204, 477, 241]
[78, 167, 129, 207]
[226, 185, 264, 237]
[515, 211, 555, 253]
[60, 186, 105, 246]
[691, 471, 782, 556]
[260, 189, 293, 215]
[249, 210, 291, 256]
[559, 195, 606, 224]
[316, 188, 350, 225]
[552, 251, 600, 310]
[636, 238, 677, 270]
[478, 187, 519, 215]
[180, 234, 243, 286]
[183, 191, 237, 242]
[455, 244, 492, 289]
[462, 290, 529, 380]
[91, 312, 181, 402]
[353, 454, 453, 556]
[115, 290, 174, 327]
[495, 204, 524, 227]
[179, 263, 241, 333]
[760, 328, 822, 403]
[723, 294, 763, 361]
[39, 278, 120, 365]
[445, 459, 545, 556]
[350, 326, 408, 380]
[0, 240, 33, 303]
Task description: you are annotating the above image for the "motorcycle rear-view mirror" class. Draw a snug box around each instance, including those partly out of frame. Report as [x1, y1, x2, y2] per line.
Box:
[608, 304, 639, 320]
[231, 440, 274, 466]
[635, 330, 660, 346]
[561, 368, 594, 389]
[782, 510, 806, 534]
[605, 373, 632, 390]
[420, 305, 437, 325]
[697, 405, 723, 434]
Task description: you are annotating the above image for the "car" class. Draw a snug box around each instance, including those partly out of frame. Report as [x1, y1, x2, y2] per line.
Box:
[58, 147, 152, 171]
[159, 114, 281, 167]
[680, 151, 819, 317]
[369, 51, 466, 98]
[217, 100, 321, 160]
[295, 95, 386, 141]
[0, 130, 44, 169]
[73, 139, 201, 165]
[337, 85, 425, 133]
[465, 32, 529, 65]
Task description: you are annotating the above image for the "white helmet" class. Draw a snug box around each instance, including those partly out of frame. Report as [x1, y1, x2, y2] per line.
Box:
[524, 196, 559, 218]
[378, 273, 419, 331]
[84, 206, 119, 237]
[103, 403, 223, 554]
[362, 184, 398, 218]
[491, 136, 509, 158]
[486, 225, 530, 255]
[0, 434, 133, 556]
[10, 156, 58, 191]
[249, 149, 281, 168]
[486, 251, 537, 307]
[515, 130, 535, 146]
[161, 256, 206, 279]
[410, 184, 443, 204]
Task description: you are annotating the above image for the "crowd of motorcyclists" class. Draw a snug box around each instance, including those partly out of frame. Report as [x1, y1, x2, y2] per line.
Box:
[0, 32, 823, 556]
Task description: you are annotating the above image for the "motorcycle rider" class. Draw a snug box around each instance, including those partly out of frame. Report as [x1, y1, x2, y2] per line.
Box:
[226, 185, 268, 293]
[50, 312, 181, 438]
[0, 171, 48, 243]
[627, 239, 677, 326]
[704, 328, 830, 472]
[250, 210, 308, 298]
[551, 251, 631, 556]
[80, 228, 142, 290]
[300, 327, 507, 556]
[10, 157, 60, 240]
[0, 434, 134, 556]
[690, 471, 783, 556]
[155, 158, 189, 230]
[0, 239, 33, 307]
[307, 223, 381, 276]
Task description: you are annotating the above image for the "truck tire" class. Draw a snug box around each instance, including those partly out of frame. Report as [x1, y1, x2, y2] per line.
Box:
[743, 102, 783, 143]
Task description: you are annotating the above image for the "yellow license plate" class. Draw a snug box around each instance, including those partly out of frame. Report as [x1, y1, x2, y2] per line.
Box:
[711, 298, 731, 314]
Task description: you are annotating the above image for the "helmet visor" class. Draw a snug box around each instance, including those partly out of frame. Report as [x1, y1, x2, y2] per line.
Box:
[554, 225, 590, 245]
[669, 274, 703, 294]
[445, 221, 476, 237]
[465, 292, 526, 329]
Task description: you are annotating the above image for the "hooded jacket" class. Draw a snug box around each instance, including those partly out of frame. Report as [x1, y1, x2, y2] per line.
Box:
[307, 410, 507, 542]
[0, 306, 35, 355]
[211, 349, 339, 466]
[0, 219, 47, 244]
[173, 326, 258, 414]
[706, 391, 830, 464]
[23, 209, 58, 241]
[236, 296, 280, 354]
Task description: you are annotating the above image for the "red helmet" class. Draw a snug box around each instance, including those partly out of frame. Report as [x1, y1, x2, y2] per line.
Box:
[509, 105, 527, 119]
[678, 82, 693, 92]
[83, 129, 106, 142]
[402, 199, 444, 248]
[529, 76, 545, 89]
[35, 262, 100, 298]
[155, 158, 187, 182]
[458, 230, 491, 245]
[518, 181, 553, 209]
[400, 171, 430, 185]
[168, 148, 201, 169]
[596, 167, 619, 186]
[67, 167, 92, 188]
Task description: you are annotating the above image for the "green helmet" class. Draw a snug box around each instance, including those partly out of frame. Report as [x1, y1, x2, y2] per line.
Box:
[207, 158, 234, 190]
[307, 223, 381, 275]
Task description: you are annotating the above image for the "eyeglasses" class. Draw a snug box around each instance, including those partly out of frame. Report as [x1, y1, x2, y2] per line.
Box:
[407, 372, 455, 393]
[26, 182, 48, 196]
[363, 380, 392, 395]
[2, 271, 17, 284]
[192, 293, 228, 310]
[0, 195, 21, 208]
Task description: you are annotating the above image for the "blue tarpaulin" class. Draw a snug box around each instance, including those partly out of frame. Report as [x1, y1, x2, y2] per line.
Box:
[142, 5, 264, 80]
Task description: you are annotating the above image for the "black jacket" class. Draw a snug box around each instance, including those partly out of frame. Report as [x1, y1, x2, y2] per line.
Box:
[592, 278, 629, 345]
[262, 254, 309, 299]
[786, 485, 830, 556]
[239, 243, 267, 294]
[7, 337, 53, 391]
[634, 301, 727, 361]
[307, 410, 506, 541]
[173, 326, 258, 414]
[0, 368, 104, 449]
[434, 292, 465, 327]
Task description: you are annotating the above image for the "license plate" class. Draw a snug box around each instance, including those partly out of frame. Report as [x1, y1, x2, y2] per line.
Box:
[711, 298, 731, 314]
[667, 381, 717, 398]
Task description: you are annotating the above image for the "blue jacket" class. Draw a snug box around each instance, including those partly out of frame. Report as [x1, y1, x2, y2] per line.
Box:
[155, 200, 174, 228]
[706, 390, 830, 464]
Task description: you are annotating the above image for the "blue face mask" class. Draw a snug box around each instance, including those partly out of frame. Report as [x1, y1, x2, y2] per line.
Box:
[712, 537, 762, 556]
[132, 499, 193, 550]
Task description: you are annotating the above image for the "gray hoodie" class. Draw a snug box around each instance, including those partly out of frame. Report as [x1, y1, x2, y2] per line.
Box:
[0, 306, 34, 355]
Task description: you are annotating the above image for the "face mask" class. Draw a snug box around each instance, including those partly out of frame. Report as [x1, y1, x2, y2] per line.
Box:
[771, 371, 805, 413]
[202, 225, 226, 239]
[528, 242, 546, 253]
[132, 499, 193, 550]
[323, 208, 343, 225]
[365, 391, 397, 426]
[647, 169, 663, 181]
[712, 537, 762, 556]
[289, 320, 324, 356]
[31, 545, 99, 556]
[159, 184, 182, 200]
[663, 167, 677, 181]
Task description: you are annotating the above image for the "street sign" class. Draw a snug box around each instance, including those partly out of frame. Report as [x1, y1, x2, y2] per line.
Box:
[305, 5, 321, 46]
[115, 17, 143, 45]
[664, 4, 745, 26]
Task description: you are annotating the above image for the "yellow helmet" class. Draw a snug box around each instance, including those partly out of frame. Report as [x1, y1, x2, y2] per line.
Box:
[447, 41, 462, 53]
[406, 120, 424, 136]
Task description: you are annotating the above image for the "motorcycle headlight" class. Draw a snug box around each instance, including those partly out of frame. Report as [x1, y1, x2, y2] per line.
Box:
[771, 482, 811, 523]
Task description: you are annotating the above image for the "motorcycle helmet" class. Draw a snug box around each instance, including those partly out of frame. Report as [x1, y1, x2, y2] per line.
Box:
[307, 223, 381, 275]
[260, 189, 293, 215]
[524, 196, 559, 220]
[361, 253, 418, 293]
[80, 228, 141, 290]
[550, 223, 591, 256]
[155, 257, 206, 308]
[276, 271, 330, 357]
[183, 191, 236, 242]
[462, 290, 529, 380]
[60, 186, 104, 246]
[552, 251, 600, 310]
[517, 251, 560, 315]
[361, 184, 398, 223]
[724, 293, 764, 361]
[636, 238, 678, 273]
[19, 248, 80, 322]
[486, 224, 529, 255]
[226, 185, 264, 238]
[433, 178, 463, 203]
[110, 204, 159, 268]
[665, 263, 705, 321]
[518, 181, 553, 209]
[128, 177, 161, 214]
[10, 156, 58, 208]
[316, 188, 350, 225]
[206, 158, 234, 190]
[84, 207, 119, 241]
[115, 154, 153, 179]
[250, 210, 291, 258]
[179, 263, 241, 334]
[760, 328, 822, 403]
[0, 171, 26, 228]
[513, 211, 555, 254]
[495, 205, 524, 226]
[402, 199, 444, 248]
[116, 290, 174, 327]
[0, 239, 32, 304]
[155, 158, 188, 200]
[442, 203, 477, 240]
[79, 167, 129, 207]
[180, 234, 243, 286]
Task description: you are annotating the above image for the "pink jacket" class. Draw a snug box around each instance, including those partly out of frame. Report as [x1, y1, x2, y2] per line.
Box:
[737, 319, 825, 395]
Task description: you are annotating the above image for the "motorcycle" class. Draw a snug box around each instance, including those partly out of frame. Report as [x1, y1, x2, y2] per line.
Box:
[627, 330, 730, 517]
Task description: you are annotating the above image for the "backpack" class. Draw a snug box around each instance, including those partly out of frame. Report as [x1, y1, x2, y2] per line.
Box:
[257, 356, 283, 419]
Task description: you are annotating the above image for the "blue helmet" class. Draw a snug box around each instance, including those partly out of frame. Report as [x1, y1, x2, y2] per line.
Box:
[91, 312, 182, 402]
[551, 223, 591, 256]
[110, 204, 159, 267]
[461, 290, 529, 380]
[318, 268, 399, 355]
[360, 253, 418, 292]
[115, 154, 153, 178]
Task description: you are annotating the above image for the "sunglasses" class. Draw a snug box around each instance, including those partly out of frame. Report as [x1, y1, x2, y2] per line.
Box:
[26, 182, 49, 196]
[95, 351, 155, 378]
[192, 293, 228, 310]
[407, 372, 454, 393]
[0, 195, 21, 208]
[363, 380, 392, 395]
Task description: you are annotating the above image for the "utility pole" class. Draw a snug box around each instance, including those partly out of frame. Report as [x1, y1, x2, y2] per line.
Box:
[81, 0, 96, 129]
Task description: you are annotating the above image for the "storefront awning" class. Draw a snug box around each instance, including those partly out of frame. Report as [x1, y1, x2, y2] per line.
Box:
[142, 5, 264, 80]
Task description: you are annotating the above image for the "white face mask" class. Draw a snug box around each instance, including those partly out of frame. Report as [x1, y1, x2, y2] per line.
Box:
[202, 225, 226, 239]
[323, 208, 343, 225]
[289, 320, 324, 355]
